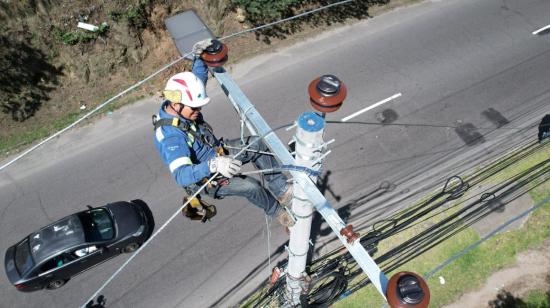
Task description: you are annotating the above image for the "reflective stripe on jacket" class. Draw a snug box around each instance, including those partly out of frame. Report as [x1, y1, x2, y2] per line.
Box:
[153, 58, 217, 187]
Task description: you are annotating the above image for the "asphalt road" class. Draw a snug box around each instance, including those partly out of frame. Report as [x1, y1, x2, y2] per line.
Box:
[1, 0, 549, 307]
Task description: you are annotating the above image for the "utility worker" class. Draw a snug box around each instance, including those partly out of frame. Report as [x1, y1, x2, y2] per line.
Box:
[153, 39, 293, 226]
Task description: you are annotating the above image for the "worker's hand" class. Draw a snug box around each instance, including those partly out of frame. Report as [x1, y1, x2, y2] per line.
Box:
[192, 38, 213, 57]
[209, 156, 242, 178]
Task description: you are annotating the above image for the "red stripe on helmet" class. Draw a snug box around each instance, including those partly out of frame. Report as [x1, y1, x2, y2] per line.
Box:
[173, 79, 193, 102]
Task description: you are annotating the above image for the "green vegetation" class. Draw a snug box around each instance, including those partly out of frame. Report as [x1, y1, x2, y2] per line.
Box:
[108, 0, 152, 33]
[53, 22, 110, 45]
[334, 143, 550, 307]
[0, 112, 81, 155]
[230, 0, 300, 22]
[523, 290, 550, 307]
[53, 28, 97, 45]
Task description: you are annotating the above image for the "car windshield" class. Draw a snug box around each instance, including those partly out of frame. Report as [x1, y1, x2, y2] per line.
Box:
[14, 239, 34, 275]
[78, 208, 114, 242]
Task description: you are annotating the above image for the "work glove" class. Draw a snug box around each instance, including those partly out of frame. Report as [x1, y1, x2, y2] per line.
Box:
[209, 156, 242, 178]
[192, 38, 213, 57]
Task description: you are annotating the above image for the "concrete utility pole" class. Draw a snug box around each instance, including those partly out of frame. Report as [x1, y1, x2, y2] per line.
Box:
[164, 10, 431, 307]
[285, 74, 346, 305]
[285, 111, 325, 305]
[208, 50, 430, 308]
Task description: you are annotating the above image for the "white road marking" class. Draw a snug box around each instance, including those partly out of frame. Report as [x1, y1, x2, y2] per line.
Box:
[341, 93, 402, 122]
[532, 24, 550, 35]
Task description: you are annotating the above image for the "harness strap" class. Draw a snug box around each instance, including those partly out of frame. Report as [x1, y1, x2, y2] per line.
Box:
[152, 114, 224, 192]
[152, 115, 216, 147]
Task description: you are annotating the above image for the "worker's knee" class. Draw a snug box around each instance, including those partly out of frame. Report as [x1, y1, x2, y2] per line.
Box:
[216, 176, 263, 197]
[245, 136, 267, 152]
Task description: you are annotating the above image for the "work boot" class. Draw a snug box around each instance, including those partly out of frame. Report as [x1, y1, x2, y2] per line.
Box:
[276, 185, 295, 229]
[276, 206, 295, 228]
[277, 185, 294, 208]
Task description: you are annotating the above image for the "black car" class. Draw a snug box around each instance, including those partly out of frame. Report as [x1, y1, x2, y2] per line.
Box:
[4, 199, 154, 292]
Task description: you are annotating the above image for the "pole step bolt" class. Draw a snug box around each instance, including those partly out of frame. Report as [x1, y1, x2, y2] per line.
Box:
[201, 39, 229, 67]
[308, 74, 347, 113]
[386, 272, 430, 308]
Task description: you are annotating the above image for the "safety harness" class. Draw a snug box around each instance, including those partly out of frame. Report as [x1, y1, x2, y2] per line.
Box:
[152, 114, 219, 222]
[152, 115, 218, 148]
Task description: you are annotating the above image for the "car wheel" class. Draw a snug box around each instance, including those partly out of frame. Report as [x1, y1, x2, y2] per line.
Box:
[122, 242, 140, 253]
[45, 279, 67, 290]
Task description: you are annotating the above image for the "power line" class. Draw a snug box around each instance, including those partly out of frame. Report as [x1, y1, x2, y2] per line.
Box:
[326, 120, 532, 130]
[221, 0, 354, 41]
[81, 121, 298, 307]
[0, 54, 189, 172]
[0, 0, 357, 173]
[250, 141, 549, 306]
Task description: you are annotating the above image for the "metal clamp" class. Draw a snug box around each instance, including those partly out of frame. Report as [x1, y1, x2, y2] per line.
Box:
[290, 205, 314, 219]
[285, 245, 309, 257]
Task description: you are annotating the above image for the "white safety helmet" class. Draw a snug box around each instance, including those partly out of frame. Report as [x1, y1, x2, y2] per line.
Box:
[163, 72, 210, 108]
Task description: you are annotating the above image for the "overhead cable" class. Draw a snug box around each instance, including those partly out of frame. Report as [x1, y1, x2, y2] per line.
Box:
[81, 123, 294, 307]
[0, 0, 357, 173]
[0, 54, 189, 172]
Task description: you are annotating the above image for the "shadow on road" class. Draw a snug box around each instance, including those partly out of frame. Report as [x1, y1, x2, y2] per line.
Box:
[244, 140, 549, 306]
[86, 295, 106, 308]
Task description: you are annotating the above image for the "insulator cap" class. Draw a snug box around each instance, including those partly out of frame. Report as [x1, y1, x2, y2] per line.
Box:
[201, 39, 229, 67]
[386, 272, 430, 308]
[308, 75, 347, 113]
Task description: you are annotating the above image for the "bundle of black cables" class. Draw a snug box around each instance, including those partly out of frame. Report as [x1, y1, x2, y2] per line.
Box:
[301, 268, 348, 307]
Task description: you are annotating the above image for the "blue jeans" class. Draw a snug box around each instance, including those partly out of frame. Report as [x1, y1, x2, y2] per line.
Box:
[189, 136, 288, 216]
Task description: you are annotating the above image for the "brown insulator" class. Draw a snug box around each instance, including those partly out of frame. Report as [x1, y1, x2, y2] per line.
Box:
[339, 224, 359, 244]
[201, 39, 229, 67]
[386, 272, 430, 308]
[308, 75, 347, 113]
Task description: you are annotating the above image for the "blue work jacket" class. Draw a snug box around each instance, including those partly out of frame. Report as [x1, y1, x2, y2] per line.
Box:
[153, 58, 219, 187]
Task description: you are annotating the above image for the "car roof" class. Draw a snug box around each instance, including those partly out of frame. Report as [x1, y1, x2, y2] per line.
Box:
[29, 214, 86, 264]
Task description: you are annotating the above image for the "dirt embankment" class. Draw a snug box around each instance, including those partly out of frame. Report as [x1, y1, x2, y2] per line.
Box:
[0, 0, 385, 154]
[0, 1, 233, 143]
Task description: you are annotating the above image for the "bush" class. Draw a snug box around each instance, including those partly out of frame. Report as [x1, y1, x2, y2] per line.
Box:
[231, 0, 301, 23]
[230, 0, 381, 43]
[53, 28, 97, 45]
[108, 0, 152, 34]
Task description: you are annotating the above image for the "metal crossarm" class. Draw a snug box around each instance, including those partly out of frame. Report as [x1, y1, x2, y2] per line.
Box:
[212, 68, 389, 299]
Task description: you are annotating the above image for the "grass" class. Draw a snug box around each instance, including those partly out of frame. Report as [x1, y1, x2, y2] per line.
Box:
[0, 89, 147, 157]
[523, 289, 550, 307]
[334, 142, 550, 307]
[0, 112, 81, 155]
